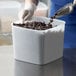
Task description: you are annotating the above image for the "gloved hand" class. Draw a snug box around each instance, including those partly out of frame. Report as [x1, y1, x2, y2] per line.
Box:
[18, 3, 36, 23]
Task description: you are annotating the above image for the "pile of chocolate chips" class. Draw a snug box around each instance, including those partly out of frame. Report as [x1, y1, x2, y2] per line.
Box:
[13, 21, 53, 30]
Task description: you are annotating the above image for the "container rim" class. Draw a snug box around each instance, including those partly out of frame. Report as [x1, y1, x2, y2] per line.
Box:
[12, 16, 65, 32]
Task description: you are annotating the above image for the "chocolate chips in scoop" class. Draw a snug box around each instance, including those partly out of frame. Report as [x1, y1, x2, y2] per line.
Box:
[13, 21, 53, 30]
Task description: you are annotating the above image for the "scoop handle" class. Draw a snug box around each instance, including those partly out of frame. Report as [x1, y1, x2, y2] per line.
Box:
[51, 3, 74, 19]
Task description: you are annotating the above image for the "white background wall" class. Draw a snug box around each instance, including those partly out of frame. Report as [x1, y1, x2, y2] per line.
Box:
[0, 0, 49, 4]
[0, 0, 24, 2]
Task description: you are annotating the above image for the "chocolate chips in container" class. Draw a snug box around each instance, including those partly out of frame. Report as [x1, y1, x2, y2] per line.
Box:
[13, 21, 53, 30]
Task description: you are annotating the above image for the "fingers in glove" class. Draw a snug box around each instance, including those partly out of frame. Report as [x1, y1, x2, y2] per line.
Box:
[18, 10, 28, 23]
[23, 11, 33, 21]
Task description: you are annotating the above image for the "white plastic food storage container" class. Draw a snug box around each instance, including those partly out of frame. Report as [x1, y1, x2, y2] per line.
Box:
[12, 16, 65, 65]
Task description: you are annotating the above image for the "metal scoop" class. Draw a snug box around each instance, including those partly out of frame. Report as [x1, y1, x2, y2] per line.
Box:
[49, 2, 76, 23]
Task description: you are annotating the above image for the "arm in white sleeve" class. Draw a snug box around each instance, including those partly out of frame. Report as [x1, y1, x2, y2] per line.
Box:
[18, 0, 39, 23]
[25, 0, 39, 5]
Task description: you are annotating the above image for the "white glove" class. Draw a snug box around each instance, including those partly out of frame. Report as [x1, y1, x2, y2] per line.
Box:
[18, 3, 36, 23]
